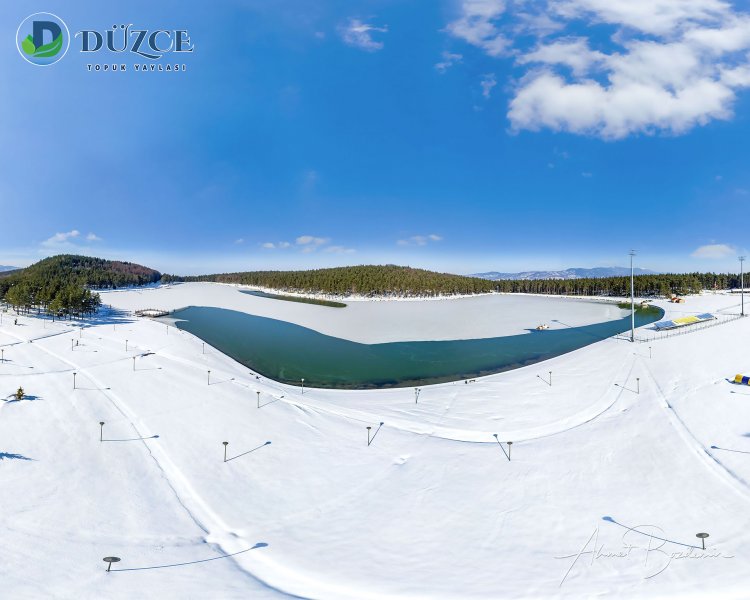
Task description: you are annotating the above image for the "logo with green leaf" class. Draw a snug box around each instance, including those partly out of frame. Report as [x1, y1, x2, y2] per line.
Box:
[16, 13, 70, 66]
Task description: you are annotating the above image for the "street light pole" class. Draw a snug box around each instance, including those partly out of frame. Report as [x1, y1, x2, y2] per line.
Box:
[740, 256, 746, 317]
[629, 250, 636, 343]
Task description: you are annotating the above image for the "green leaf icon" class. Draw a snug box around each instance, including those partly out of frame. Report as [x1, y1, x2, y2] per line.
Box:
[21, 35, 35, 56]
[33, 33, 63, 58]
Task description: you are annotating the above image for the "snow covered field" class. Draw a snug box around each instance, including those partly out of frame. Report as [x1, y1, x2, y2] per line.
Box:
[1, 285, 749, 599]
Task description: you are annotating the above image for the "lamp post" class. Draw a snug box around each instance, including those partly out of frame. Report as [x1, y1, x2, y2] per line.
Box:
[629, 250, 636, 342]
[367, 426, 372, 446]
[696, 532, 709, 550]
[256, 390, 260, 408]
[301, 378, 305, 395]
[99, 421, 105, 442]
[740, 256, 746, 317]
[223, 441, 229, 462]
[73, 372, 77, 389]
[207, 370, 211, 385]
[103, 556, 120, 572]
[1, 349, 3, 363]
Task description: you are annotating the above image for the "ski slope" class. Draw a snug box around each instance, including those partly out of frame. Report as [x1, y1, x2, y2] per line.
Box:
[1, 285, 749, 599]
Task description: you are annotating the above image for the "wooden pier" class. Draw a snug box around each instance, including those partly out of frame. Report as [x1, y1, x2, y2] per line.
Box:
[134, 308, 171, 318]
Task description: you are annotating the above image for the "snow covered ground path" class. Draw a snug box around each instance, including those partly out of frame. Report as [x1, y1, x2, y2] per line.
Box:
[1, 285, 749, 599]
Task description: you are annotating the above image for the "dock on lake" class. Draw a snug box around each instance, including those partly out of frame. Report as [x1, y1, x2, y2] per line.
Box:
[135, 308, 171, 318]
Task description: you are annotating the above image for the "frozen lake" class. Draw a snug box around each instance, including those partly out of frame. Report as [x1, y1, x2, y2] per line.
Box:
[105, 282, 652, 343]
[166, 303, 662, 388]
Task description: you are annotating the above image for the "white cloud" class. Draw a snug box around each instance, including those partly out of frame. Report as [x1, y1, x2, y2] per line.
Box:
[445, 0, 750, 138]
[480, 73, 497, 98]
[435, 51, 463, 73]
[517, 37, 606, 76]
[296, 235, 329, 247]
[446, 0, 511, 57]
[234, 238, 245, 245]
[295, 235, 330, 254]
[340, 18, 388, 52]
[263, 237, 349, 253]
[41, 229, 103, 247]
[691, 243, 736, 258]
[261, 241, 293, 250]
[42, 230, 80, 247]
[552, 0, 728, 36]
[397, 234, 444, 246]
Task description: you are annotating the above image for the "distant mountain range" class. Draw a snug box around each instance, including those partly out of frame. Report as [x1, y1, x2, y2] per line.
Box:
[0, 265, 17, 272]
[472, 267, 658, 281]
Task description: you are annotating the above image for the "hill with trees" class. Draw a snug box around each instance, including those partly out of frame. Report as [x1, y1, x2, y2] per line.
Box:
[163, 265, 496, 296]
[163, 265, 743, 298]
[0, 255, 160, 318]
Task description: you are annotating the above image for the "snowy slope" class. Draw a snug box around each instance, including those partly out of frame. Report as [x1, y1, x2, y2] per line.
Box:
[1, 287, 749, 599]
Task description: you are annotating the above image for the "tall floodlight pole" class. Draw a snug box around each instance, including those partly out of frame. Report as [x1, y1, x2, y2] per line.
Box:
[629, 250, 636, 342]
[740, 256, 746, 317]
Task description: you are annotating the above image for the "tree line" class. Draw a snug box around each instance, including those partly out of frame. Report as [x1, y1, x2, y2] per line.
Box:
[490, 272, 741, 297]
[163, 265, 746, 298]
[0, 255, 160, 319]
[163, 265, 498, 296]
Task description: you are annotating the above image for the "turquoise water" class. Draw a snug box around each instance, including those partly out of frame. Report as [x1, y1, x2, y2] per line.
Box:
[168, 305, 663, 389]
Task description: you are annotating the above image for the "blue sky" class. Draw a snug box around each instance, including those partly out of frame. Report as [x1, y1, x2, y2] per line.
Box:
[1, 0, 750, 275]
